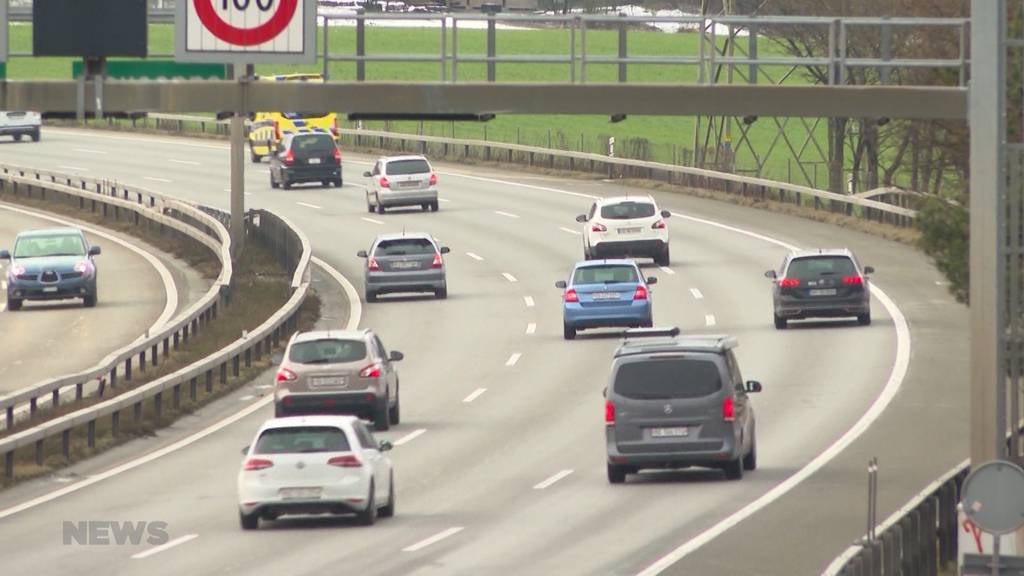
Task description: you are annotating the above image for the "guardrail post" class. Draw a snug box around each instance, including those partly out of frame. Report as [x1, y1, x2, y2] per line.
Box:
[163, 337, 170, 357]
[154, 392, 163, 418]
[245, 348, 252, 368]
[151, 344, 158, 368]
[62, 430, 71, 459]
[30, 397, 37, 418]
[133, 401, 142, 422]
[112, 411, 120, 437]
[173, 384, 181, 409]
[52, 389, 59, 409]
[34, 440, 43, 466]
[206, 369, 213, 393]
[233, 356, 240, 378]
[6, 406, 13, 430]
[138, 351, 146, 374]
[125, 358, 132, 381]
[87, 420, 96, 448]
[4, 451, 12, 480]
[76, 383, 83, 401]
[190, 377, 198, 401]
[220, 363, 227, 385]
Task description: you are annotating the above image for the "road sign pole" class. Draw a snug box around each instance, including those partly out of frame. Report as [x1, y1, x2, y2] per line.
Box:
[230, 113, 245, 258]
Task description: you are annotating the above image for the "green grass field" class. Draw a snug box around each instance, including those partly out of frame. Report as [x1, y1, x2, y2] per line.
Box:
[5, 22, 831, 186]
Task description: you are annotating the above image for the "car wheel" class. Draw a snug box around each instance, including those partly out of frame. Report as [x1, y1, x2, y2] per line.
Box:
[857, 312, 872, 326]
[773, 314, 787, 330]
[379, 473, 396, 518]
[270, 173, 279, 189]
[366, 203, 375, 213]
[642, 316, 653, 328]
[83, 293, 97, 308]
[374, 395, 390, 431]
[435, 284, 447, 299]
[357, 482, 377, 526]
[389, 387, 401, 425]
[334, 178, 343, 188]
[239, 510, 259, 530]
[724, 457, 744, 480]
[321, 180, 330, 188]
[563, 323, 576, 340]
[743, 429, 758, 471]
[282, 177, 292, 190]
[430, 201, 439, 212]
[376, 202, 386, 214]
[421, 203, 429, 211]
[6, 298, 22, 311]
[607, 464, 627, 484]
[656, 246, 670, 267]
[31, 130, 40, 143]
[13, 134, 22, 142]
[366, 290, 377, 303]
[250, 151, 261, 164]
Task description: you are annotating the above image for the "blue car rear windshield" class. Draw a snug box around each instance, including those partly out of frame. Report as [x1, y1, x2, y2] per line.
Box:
[255, 427, 351, 454]
[14, 234, 85, 258]
[573, 265, 638, 285]
[614, 359, 722, 399]
[289, 339, 366, 364]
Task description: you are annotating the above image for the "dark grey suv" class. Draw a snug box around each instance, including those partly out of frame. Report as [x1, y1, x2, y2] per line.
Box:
[765, 248, 874, 329]
[358, 233, 449, 302]
[604, 328, 762, 483]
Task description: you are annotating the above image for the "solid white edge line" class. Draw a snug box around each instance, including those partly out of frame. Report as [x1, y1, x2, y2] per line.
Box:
[143, 177, 172, 184]
[524, 296, 535, 307]
[505, 353, 522, 367]
[659, 266, 676, 275]
[689, 288, 704, 300]
[393, 428, 427, 447]
[462, 388, 488, 403]
[0, 255, 362, 521]
[0, 203, 177, 336]
[533, 469, 574, 490]
[466, 252, 484, 261]
[704, 314, 716, 327]
[296, 202, 324, 210]
[56, 165, 89, 172]
[403, 527, 465, 553]
[130, 533, 199, 560]
[502, 272, 518, 283]
[526, 322, 537, 335]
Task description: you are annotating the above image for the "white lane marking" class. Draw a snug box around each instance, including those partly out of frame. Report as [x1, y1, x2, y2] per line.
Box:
[143, 176, 172, 184]
[244, 192, 253, 197]
[56, 165, 89, 172]
[131, 534, 199, 560]
[523, 296, 535, 307]
[659, 266, 676, 275]
[502, 272, 518, 283]
[0, 256, 362, 521]
[403, 527, 465, 553]
[462, 388, 487, 403]
[559, 226, 582, 236]
[705, 314, 716, 327]
[361, 217, 384, 225]
[533, 469, 574, 490]
[466, 252, 484, 261]
[439, 198, 451, 203]
[526, 322, 537, 334]
[393, 428, 427, 447]
[168, 159, 201, 166]
[73, 148, 107, 155]
[689, 288, 704, 300]
[505, 353, 522, 367]
[493, 210, 520, 219]
[296, 202, 323, 210]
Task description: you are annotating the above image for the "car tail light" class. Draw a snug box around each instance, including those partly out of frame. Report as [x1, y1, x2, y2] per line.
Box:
[778, 278, 800, 288]
[842, 275, 863, 286]
[429, 172, 438, 186]
[367, 257, 381, 271]
[275, 368, 297, 383]
[333, 147, 342, 162]
[74, 259, 91, 274]
[379, 177, 390, 188]
[564, 288, 579, 303]
[591, 222, 607, 233]
[633, 285, 648, 301]
[605, 400, 615, 425]
[652, 219, 666, 230]
[722, 395, 735, 422]
[243, 458, 273, 471]
[431, 253, 443, 269]
[327, 454, 362, 468]
[282, 149, 295, 166]
[360, 364, 382, 378]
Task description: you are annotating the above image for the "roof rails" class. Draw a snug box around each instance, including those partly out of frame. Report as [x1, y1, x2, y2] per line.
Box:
[622, 327, 680, 340]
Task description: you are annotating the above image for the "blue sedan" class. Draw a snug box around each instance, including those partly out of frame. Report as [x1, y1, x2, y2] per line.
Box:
[1, 227, 101, 311]
[556, 259, 657, 340]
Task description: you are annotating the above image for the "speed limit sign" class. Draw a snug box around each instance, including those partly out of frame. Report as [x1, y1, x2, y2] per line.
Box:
[175, 0, 315, 64]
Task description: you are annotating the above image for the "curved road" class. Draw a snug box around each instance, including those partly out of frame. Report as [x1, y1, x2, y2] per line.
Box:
[0, 128, 968, 575]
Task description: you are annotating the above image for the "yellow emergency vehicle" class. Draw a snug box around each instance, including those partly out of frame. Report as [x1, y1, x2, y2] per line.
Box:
[248, 73, 339, 163]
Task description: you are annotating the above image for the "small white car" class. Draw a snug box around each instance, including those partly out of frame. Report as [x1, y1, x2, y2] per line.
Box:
[237, 415, 395, 529]
[0, 111, 41, 142]
[364, 155, 439, 214]
[577, 196, 672, 266]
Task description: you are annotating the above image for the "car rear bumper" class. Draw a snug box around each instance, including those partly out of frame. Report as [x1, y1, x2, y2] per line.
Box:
[238, 478, 372, 516]
[8, 277, 95, 301]
[366, 270, 445, 294]
[775, 296, 869, 319]
[0, 125, 39, 136]
[276, 390, 382, 418]
[606, 433, 738, 468]
[281, 166, 341, 183]
[591, 239, 667, 258]
[377, 188, 438, 207]
[564, 302, 651, 329]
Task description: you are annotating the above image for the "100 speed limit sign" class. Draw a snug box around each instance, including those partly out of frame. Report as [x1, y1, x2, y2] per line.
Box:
[175, 0, 315, 63]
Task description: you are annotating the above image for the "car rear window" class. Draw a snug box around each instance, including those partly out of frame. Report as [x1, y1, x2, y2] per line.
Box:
[613, 358, 722, 399]
[600, 201, 656, 220]
[254, 426, 351, 454]
[14, 234, 85, 258]
[385, 159, 431, 175]
[786, 256, 857, 280]
[573, 265, 639, 285]
[374, 238, 436, 256]
[281, 112, 330, 120]
[290, 135, 335, 154]
[289, 339, 366, 364]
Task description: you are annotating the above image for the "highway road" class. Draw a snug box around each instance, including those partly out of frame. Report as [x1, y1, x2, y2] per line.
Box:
[0, 128, 968, 575]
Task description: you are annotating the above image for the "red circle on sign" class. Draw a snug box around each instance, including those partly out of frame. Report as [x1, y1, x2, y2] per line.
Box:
[193, 0, 299, 47]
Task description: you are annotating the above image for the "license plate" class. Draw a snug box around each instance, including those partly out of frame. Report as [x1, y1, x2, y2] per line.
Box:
[280, 487, 322, 500]
[307, 158, 321, 164]
[311, 376, 346, 387]
[651, 427, 688, 438]
[43, 287, 58, 293]
[808, 289, 837, 297]
[400, 181, 421, 188]
[591, 292, 620, 300]
[391, 261, 419, 269]
[618, 227, 642, 234]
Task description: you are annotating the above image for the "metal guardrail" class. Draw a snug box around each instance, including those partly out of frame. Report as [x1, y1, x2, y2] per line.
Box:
[0, 170, 311, 481]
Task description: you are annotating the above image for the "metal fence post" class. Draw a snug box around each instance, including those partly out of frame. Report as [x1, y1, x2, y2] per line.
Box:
[356, 17, 365, 82]
[487, 15, 496, 82]
[618, 14, 627, 83]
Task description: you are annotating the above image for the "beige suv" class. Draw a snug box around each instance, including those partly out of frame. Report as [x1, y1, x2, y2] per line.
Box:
[274, 329, 403, 431]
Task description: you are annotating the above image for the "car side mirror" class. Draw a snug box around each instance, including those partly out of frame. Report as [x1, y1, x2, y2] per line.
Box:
[575, 214, 587, 223]
[389, 351, 404, 362]
[240, 445, 249, 455]
[555, 280, 567, 289]
[602, 386, 607, 398]
[646, 277, 658, 285]
[764, 270, 777, 279]
[863, 266, 875, 275]
[661, 210, 671, 218]
[378, 440, 393, 452]
[88, 245, 101, 256]
[745, 380, 763, 393]
[0, 250, 9, 260]
[439, 246, 450, 254]
[270, 352, 284, 365]
[363, 171, 373, 178]
[357, 250, 368, 258]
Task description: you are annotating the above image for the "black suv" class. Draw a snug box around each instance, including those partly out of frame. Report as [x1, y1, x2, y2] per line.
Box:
[270, 133, 343, 189]
[764, 248, 874, 329]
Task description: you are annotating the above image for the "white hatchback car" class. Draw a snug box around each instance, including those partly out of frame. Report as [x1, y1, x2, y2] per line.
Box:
[364, 155, 439, 213]
[577, 196, 672, 266]
[237, 416, 395, 529]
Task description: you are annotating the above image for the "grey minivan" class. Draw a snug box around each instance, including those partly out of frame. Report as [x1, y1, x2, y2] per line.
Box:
[604, 328, 762, 483]
[358, 233, 449, 302]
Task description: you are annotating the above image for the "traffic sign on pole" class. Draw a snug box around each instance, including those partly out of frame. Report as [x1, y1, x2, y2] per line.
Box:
[175, 0, 316, 64]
